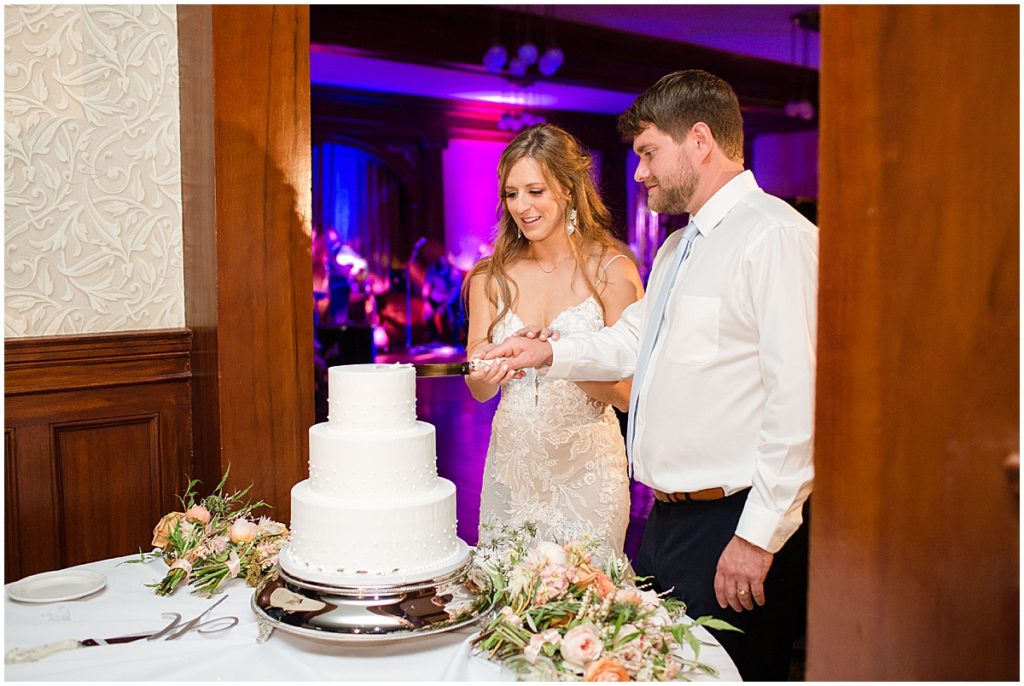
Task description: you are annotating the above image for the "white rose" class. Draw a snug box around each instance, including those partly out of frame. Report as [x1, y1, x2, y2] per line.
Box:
[534, 541, 569, 567]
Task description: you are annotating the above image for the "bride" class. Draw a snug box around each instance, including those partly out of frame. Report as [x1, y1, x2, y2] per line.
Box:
[463, 124, 644, 557]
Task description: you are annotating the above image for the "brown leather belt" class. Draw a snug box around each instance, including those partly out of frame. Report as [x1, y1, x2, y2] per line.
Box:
[653, 487, 727, 503]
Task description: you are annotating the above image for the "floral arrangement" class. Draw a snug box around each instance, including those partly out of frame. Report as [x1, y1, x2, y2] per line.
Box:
[471, 523, 738, 681]
[129, 468, 289, 597]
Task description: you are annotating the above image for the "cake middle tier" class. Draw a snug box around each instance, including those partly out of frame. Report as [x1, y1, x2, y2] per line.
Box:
[286, 477, 461, 579]
[308, 421, 437, 500]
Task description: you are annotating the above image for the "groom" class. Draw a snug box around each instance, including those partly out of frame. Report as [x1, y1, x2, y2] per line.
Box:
[483, 70, 817, 681]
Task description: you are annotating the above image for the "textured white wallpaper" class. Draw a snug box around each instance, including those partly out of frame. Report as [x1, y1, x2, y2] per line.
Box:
[4, 5, 185, 337]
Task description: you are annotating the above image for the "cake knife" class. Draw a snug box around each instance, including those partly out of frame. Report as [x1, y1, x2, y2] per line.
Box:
[414, 359, 498, 377]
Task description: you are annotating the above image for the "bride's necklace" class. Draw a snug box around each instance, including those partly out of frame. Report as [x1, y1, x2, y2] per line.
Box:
[535, 252, 572, 274]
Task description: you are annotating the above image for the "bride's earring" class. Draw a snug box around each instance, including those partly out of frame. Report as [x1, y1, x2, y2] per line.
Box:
[567, 208, 578, 236]
[518, 227, 523, 239]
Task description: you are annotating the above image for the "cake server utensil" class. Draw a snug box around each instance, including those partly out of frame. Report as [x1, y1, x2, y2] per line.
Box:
[5, 596, 237, 663]
[4, 632, 155, 664]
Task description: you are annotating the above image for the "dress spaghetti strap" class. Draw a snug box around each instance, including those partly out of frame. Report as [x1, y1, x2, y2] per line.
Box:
[601, 253, 628, 272]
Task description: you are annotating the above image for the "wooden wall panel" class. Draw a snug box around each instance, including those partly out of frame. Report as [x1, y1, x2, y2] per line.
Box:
[54, 415, 161, 566]
[809, 5, 1018, 680]
[177, 6, 313, 523]
[4, 330, 192, 582]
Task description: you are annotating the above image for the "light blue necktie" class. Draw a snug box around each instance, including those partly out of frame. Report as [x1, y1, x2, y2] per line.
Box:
[626, 221, 699, 474]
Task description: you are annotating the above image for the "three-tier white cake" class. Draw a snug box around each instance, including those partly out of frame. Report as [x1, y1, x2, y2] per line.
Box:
[280, 363, 469, 586]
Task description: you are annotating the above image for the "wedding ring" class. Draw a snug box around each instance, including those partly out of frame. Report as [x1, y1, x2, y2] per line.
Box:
[737, 589, 749, 596]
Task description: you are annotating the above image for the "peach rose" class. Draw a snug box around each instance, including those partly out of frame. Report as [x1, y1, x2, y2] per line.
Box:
[151, 512, 184, 549]
[584, 657, 630, 682]
[594, 573, 616, 598]
[573, 565, 617, 599]
[184, 505, 211, 525]
[560, 624, 603, 667]
[229, 518, 257, 543]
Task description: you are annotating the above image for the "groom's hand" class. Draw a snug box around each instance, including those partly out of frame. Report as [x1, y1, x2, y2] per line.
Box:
[714, 536, 773, 612]
[483, 335, 553, 370]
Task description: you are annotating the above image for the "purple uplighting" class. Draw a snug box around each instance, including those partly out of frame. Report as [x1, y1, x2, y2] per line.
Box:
[442, 138, 507, 271]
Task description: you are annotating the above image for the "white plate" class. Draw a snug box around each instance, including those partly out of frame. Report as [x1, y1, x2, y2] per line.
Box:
[6, 569, 107, 603]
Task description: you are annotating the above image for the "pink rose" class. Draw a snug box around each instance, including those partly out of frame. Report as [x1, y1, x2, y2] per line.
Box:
[229, 518, 257, 543]
[560, 624, 603, 668]
[184, 505, 211, 525]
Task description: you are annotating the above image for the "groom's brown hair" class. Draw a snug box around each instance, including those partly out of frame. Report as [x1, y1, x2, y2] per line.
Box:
[618, 69, 744, 163]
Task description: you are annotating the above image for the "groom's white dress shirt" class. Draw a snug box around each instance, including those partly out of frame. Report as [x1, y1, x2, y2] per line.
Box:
[547, 170, 817, 554]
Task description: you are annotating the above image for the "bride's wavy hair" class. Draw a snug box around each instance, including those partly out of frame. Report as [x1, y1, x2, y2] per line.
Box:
[463, 123, 619, 342]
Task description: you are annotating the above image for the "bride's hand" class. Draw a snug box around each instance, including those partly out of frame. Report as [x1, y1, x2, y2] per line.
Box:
[514, 325, 561, 342]
[469, 345, 523, 385]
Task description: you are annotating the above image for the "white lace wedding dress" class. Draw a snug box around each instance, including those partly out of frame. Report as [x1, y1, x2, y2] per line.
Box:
[478, 295, 630, 557]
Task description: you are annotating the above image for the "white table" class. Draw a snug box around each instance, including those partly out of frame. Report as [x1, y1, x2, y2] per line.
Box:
[4, 556, 741, 681]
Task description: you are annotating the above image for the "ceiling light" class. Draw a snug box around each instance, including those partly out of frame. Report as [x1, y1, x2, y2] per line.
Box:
[483, 44, 508, 74]
[537, 48, 563, 77]
[516, 43, 539, 67]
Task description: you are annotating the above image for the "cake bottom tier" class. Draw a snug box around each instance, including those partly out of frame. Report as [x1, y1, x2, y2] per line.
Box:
[281, 478, 466, 586]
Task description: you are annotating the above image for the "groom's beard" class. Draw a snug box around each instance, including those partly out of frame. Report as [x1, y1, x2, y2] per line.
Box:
[648, 154, 698, 215]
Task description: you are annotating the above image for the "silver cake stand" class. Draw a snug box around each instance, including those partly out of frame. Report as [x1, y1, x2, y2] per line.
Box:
[251, 557, 490, 644]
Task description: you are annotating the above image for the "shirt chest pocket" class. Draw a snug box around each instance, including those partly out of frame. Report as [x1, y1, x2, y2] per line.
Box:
[664, 295, 721, 365]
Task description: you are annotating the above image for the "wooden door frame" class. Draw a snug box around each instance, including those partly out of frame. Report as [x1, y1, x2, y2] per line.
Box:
[177, 5, 313, 522]
[808, 5, 1018, 679]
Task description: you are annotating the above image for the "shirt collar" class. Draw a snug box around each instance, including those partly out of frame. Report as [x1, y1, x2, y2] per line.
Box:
[690, 169, 759, 235]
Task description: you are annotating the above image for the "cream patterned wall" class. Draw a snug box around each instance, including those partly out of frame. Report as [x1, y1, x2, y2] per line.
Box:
[4, 5, 184, 337]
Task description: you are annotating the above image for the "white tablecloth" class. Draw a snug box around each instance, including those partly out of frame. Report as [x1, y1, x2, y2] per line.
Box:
[4, 556, 741, 681]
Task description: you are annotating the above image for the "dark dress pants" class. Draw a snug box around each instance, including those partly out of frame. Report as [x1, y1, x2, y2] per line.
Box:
[636, 489, 809, 681]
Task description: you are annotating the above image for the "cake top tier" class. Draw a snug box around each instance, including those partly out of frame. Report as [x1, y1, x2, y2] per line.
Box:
[327, 363, 417, 431]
